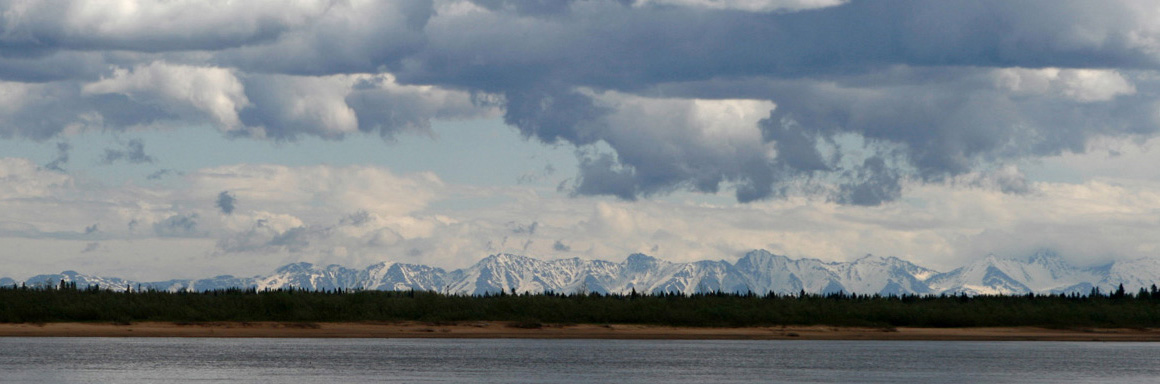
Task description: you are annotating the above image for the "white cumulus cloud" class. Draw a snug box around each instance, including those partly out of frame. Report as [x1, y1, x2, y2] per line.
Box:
[83, 61, 249, 130]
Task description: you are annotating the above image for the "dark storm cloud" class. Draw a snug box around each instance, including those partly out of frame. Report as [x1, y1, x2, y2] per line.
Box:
[213, 0, 432, 76]
[4, 0, 1160, 204]
[503, 88, 610, 145]
[572, 154, 641, 200]
[401, 0, 1160, 204]
[216, 191, 237, 215]
[0, 51, 131, 83]
[100, 139, 155, 165]
[391, 0, 1160, 92]
[833, 156, 904, 206]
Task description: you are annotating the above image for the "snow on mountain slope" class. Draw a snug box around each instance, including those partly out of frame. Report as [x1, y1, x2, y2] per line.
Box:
[616, 253, 681, 294]
[251, 262, 358, 291]
[656, 260, 748, 294]
[927, 251, 1099, 295]
[733, 250, 845, 294]
[447, 253, 559, 295]
[1100, 257, 1160, 292]
[24, 270, 139, 291]
[10, 249, 1160, 296]
[360, 262, 448, 291]
[830, 255, 938, 295]
[445, 254, 627, 295]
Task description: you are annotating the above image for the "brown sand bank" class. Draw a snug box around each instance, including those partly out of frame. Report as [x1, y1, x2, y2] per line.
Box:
[1, 322, 1159, 341]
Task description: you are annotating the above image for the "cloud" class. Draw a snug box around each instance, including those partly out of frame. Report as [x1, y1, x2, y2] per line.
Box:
[341, 210, 373, 226]
[411, 1, 1160, 204]
[216, 216, 313, 254]
[517, 163, 556, 184]
[0, 80, 98, 140]
[0, 62, 495, 141]
[153, 213, 200, 237]
[83, 223, 99, 234]
[0, 158, 73, 199]
[43, 141, 70, 172]
[0, 0, 333, 53]
[238, 73, 496, 140]
[833, 156, 903, 206]
[634, 0, 848, 13]
[81, 242, 99, 253]
[994, 68, 1137, 103]
[534, 91, 781, 202]
[146, 169, 181, 180]
[83, 62, 250, 131]
[214, 0, 432, 75]
[4, 154, 1160, 279]
[3, 0, 1160, 206]
[188, 163, 444, 219]
[216, 191, 236, 215]
[100, 139, 155, 165]
[509, 221, 538, 235]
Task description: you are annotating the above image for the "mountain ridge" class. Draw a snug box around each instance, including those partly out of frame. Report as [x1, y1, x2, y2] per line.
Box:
[7, 250, 1160, 296]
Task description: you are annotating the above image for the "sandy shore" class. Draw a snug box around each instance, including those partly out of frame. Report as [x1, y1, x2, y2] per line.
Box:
[1, 322, 1159, 341]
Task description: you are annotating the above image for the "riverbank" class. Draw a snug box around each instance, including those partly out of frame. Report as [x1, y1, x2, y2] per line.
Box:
[1, 322, 1159, 341]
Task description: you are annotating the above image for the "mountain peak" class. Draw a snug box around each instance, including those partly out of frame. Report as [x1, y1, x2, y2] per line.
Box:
[851, 254, 894, 265]
[1028, 249, 1062, 263]
[10, 249, 1155, 296]
[742, 249, 776, 258]
[275, 262, 315, 273]
[480, 253, 538, 266]
[625, 253, 658, 265]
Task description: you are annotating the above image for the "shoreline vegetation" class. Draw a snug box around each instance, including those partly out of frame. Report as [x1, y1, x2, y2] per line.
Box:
[3, 322, 1160, 341]
[2, 283, 1160, 340]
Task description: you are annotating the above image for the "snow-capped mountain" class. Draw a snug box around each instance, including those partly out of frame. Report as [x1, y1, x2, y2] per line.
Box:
[926, 250, 1103, 295]
[23, 270, 139, 291]
[1098, 257, 1160, 294]
[3, 250, 1159, 296]
[359, 262, 448, 291]
[831, 254, 939, 295]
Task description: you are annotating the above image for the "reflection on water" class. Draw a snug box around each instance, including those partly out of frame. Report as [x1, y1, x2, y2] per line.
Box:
[1, 338, 1159, 383]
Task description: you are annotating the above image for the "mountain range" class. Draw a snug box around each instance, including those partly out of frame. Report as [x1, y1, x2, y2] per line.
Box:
[4, 250, 1159, 296]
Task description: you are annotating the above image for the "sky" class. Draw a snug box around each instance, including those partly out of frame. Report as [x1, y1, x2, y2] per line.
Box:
[4, 0, 1160, 281]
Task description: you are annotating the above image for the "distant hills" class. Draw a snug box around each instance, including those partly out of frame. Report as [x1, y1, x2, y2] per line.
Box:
[5, 250, 1159, 296]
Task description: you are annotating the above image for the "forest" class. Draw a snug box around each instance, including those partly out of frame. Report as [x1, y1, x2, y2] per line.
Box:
[2, 282, 1159, 329]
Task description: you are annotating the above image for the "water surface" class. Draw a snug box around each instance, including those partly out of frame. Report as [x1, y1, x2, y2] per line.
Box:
[1, 338, 1158, 383]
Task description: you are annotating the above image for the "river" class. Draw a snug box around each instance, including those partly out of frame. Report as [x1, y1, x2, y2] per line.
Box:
[2, 338, 1158, 383]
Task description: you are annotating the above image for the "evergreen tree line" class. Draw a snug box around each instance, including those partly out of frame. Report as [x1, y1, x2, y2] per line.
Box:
[1, 282, 1159, 328]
